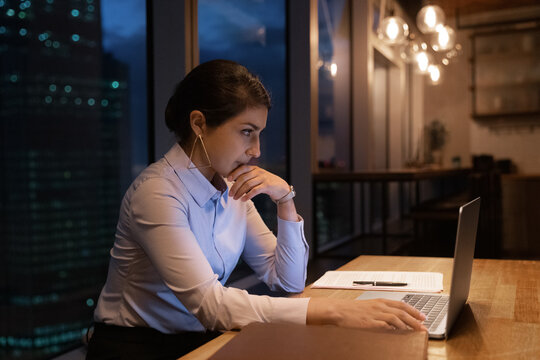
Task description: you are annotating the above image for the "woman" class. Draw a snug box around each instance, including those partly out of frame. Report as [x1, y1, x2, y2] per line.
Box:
[87, 60, 426, 360]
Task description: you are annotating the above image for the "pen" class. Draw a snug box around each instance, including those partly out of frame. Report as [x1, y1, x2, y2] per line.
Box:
[353, 281, 408, 286]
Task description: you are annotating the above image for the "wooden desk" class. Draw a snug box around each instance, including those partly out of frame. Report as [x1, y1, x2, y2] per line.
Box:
[313, 168, 470, 254]
[180, 255, 540, 360]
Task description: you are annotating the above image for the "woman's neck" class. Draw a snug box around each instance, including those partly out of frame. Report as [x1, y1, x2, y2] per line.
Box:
[180, 142, 216, 182]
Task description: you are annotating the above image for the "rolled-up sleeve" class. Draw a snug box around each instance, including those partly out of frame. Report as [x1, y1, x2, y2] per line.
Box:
[130, 179, 309, 331]
[242, 200, 309, 293]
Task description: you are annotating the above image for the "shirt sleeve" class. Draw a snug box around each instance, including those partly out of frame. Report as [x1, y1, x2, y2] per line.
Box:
[129, 178, 310, 331]
[242, 200, 309, 293]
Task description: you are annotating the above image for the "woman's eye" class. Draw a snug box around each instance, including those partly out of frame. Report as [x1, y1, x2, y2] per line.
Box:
[242, 129, 253, 136]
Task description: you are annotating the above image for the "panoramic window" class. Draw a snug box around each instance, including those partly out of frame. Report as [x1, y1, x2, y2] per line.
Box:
[316, 0, 353, 250]
[0, 0, 147, 358]
[198, 0, 287, 230]
[318, 0, 351, 170]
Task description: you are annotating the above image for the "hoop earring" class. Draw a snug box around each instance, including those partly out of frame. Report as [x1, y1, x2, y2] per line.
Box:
[188, 134, 212, 170]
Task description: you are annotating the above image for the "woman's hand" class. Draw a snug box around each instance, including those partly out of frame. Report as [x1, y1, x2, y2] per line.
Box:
[307, 298, 427, 332]
[227, 165, 298, 222]
[227, 165, 290, 202]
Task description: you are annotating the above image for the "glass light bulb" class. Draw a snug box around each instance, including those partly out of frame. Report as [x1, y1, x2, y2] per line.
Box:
[416, 51, 429, 72]
[330, 63, 337, 77]
[432, 25, 455, 52]
[417, 5, 445, 34]
[386, 19, 399, 40]
[378, 16, 409, 45]
[425, 7, 436, 28]
[428, 64, 442, 84]
[438, 25, 449, 46]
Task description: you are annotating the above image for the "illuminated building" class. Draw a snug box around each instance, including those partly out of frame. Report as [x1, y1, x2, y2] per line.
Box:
[0, 0, 130, 358]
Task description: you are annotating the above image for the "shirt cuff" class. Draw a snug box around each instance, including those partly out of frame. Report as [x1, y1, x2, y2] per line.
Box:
[270, 297, 310, 325]
[276, 216, 307, 248]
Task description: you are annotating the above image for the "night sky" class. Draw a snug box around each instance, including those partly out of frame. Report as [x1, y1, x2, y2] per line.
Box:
[101, 0, 147, 177]
[100, 0, 290, 177]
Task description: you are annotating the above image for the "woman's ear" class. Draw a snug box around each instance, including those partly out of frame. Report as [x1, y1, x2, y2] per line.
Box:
[189, 110, 207, 136]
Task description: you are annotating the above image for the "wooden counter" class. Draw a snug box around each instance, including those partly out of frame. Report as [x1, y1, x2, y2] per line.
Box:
[181, 255, 540, 359]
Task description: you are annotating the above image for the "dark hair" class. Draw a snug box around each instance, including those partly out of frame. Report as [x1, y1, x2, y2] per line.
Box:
[165, 59, 271, 143]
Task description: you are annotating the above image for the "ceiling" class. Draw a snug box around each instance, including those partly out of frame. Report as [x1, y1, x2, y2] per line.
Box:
[398, 0, 540, 21]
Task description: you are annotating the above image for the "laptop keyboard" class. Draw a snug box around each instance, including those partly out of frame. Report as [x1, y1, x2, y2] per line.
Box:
[402, 294, 449, 332]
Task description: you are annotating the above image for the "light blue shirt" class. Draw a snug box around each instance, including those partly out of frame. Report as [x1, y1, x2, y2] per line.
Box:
[94, 143, 310, 333]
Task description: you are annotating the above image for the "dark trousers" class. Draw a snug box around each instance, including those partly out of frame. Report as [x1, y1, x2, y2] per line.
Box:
[86, 323, 221, 360]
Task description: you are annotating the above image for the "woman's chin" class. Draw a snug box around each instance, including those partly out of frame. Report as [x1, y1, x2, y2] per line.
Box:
[229, 163, 243, 173]
[223, 162, 248, 179]
[222, 167, 237, 179]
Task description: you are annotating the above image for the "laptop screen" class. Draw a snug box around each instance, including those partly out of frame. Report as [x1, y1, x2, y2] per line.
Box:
[445, 197, 481, 337]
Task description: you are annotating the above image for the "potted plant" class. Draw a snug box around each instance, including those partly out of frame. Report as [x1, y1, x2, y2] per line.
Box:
[424, 119, 449, 166]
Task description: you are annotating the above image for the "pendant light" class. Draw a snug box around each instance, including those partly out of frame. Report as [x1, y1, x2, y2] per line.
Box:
[431, 24, 455, 52]
[427, 64, 442, 84]
[415, 49, 434, 74]
[378, 16, 409, 45]
[416, 5, 445, 34]
[377, 0, 409, 46]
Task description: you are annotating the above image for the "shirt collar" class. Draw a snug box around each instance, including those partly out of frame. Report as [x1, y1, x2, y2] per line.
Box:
[163, 143, 228, 207]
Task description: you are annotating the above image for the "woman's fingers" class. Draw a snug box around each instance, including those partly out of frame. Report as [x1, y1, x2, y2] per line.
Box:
[241, 184, 265, 201]
[372, 320, 395, 330]
[380, 301, 427, 331]
[229, 171, 260, 199]
[390, 299, 426, 321]
[232, 177, 263, 200]
[227, 165, 290, 201]
[379, 313, 409, 330]
[307, 298, 428, 333]
[228, 166, 261, 197]
[381, 308, 426, 331]
[336, 299, 427, 332]
[398, 311, 427, 331]
[227, 164, 254, 182]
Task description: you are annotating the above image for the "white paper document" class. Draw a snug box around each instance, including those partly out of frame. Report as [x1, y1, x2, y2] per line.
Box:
[311, 271, 443, 292]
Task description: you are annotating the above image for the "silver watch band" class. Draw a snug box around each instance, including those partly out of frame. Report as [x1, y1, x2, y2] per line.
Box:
[274, 185, 296, 204]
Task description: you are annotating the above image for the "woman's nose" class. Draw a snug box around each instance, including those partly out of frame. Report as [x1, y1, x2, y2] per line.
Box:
[247, 139, 261, 158]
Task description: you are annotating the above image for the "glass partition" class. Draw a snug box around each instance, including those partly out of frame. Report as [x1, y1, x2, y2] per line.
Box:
[0, 0, 147, 358]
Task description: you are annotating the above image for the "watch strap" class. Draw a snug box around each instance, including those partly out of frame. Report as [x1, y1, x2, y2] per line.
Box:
[274, 185, 296, 205]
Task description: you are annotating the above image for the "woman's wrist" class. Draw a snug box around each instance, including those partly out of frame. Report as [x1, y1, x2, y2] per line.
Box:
[273, 185, 295, 205]
[274, 183, 299, 222]
[276, 197, 299, 222]
[306, 298, 342, 326]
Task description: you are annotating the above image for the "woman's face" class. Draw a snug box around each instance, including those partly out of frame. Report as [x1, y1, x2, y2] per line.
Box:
[202, 106, 268, 178]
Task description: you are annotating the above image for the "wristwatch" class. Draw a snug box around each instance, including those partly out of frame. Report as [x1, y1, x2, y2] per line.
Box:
[274, 185, 296, 205]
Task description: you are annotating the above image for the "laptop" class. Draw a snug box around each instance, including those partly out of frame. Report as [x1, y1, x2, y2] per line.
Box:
[357, 197, 481, 339]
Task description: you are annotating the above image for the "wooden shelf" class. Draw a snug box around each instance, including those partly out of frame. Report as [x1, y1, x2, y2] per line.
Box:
[470, 28, 540, 119]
